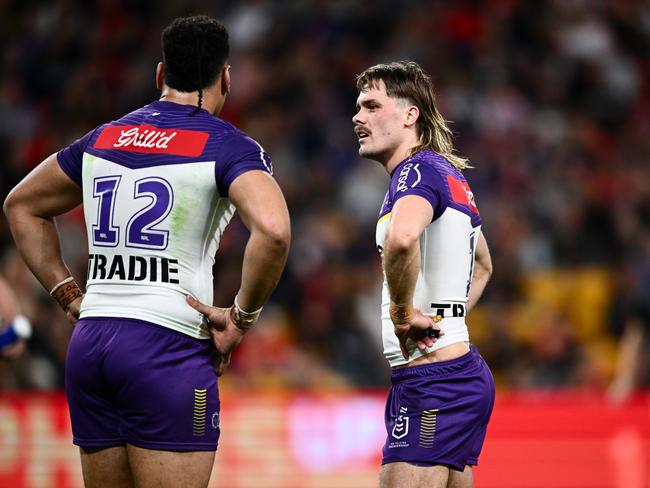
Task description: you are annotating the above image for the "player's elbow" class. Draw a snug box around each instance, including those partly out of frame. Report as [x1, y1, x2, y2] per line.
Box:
[385, 230, 419, 255]
[3, 187, 21, 222]
[475, 258, 493, 281]
[258, 221, 291, 258]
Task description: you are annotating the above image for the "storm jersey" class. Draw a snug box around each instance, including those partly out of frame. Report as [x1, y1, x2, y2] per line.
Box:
[57, 100, 273, 339]
[376, 150, 481, 367]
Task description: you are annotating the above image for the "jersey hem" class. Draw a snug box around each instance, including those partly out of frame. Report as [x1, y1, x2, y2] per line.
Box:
[79, 311, 210, 340]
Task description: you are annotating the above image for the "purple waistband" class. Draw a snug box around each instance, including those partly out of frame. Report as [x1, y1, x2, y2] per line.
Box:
[390, 345, 480, 383]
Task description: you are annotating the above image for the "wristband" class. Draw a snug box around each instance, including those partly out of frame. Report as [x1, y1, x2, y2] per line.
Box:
[50, 277, 83, 311]
[389, 302, 414, 324]
[229, 296, 262, 331]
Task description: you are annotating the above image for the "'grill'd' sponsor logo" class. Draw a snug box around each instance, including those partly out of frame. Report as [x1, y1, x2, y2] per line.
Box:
[115, 127, 176, 149]
[94, 125, 209, 157]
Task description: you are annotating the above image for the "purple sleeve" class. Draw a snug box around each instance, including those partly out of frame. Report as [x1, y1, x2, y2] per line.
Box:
[391, 162, 445, 220]
[214, 132, 273, 196]
[56, 127, 101, 187]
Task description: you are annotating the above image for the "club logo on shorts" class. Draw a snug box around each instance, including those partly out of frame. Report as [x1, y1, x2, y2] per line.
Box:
[391, 407, 410, 440]
[418, 409, 439, 448]
[193, 388, 207, 436]
[211, 412, 220, 430]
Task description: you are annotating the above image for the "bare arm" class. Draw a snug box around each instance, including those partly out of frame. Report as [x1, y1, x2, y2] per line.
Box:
[384, 195, 431, 309]
[228, 170, 291, 312]
[185, 169, 290, 375]
[383, 195, 440, 357]
[467, 231, 492, 311]
[3, 154, 82, 296]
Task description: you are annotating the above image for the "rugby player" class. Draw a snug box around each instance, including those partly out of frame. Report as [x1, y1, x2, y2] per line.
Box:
[353, 61, 495, 488]
[4, 15, 290, 488]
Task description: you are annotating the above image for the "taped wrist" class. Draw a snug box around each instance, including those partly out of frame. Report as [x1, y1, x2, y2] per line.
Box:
[229, 296, 263, 331]
[50, 277, 83, 311]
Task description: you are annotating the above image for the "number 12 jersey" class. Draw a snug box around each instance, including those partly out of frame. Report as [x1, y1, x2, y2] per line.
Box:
[58, 100, 273, 339]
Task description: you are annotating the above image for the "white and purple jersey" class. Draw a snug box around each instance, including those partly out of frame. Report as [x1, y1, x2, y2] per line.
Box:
[376, 150, 481, 367]
[57, 100, 273, 339]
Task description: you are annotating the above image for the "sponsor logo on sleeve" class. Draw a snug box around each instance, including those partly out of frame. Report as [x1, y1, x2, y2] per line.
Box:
[395, 163, 421, 193]
[447, 175, 478, 213]
[94, 125, 209, 157]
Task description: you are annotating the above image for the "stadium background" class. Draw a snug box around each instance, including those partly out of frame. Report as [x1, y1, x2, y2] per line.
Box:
[0, 1, 649, 487]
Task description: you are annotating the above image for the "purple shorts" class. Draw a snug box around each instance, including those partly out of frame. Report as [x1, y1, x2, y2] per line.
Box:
[65, 317, 220, 451]
[382, 346, 495, 471]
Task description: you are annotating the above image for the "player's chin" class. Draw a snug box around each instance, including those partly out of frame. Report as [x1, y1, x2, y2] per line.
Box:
[357, 144, 372, 157]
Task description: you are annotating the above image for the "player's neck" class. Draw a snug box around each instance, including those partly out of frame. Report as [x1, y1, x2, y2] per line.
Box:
[384, 138, 420, 174]
[159, 86, 223, 115]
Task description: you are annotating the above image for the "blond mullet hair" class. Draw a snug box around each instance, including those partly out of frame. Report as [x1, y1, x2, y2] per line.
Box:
[356, 61, 470, 170]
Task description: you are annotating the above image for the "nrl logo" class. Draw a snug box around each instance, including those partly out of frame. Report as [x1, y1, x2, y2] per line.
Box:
[391, 406, 409, 439]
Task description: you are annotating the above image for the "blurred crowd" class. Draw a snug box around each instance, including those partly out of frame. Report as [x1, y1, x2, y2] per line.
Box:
[1, 0, 649, 396]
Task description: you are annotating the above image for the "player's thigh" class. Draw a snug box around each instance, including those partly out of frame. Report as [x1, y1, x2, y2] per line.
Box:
[127, 444, 215, 488]
[448, 465, 473, 488]
[380, 462, 449, 488]
[79, 446, 133, 488]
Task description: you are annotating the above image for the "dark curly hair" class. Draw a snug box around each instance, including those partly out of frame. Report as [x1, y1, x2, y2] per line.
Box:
[161, 15, 229, 109]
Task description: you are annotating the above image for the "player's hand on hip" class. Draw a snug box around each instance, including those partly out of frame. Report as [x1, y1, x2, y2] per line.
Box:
[186, 294, 230, 330]
[186, 295, 245, 376]
[65, 295, 84, 326]
[392, 309, 444, 360]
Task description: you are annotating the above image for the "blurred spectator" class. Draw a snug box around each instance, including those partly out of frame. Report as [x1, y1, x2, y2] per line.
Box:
[609, 200, 650, 403]
[0, 276, 28, 359]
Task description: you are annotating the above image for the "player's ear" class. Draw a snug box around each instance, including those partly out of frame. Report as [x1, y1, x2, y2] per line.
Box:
[221, 64, 231, 95]
[156, 62, 164, 90]
[405, 105, 419, 128]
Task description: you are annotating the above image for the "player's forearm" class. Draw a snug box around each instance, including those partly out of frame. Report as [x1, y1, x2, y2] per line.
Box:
[467, 267, 490, 311]
[467, 232, 492, 311]
[384, 233, 421, 310]
[236, 225, 290, 312]
[4, 208, 73, 292]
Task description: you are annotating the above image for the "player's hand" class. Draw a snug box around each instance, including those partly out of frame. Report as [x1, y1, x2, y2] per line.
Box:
[65, 295, 84, 326]
[392, 309, 444, 360]
[186, 295, 245, 376]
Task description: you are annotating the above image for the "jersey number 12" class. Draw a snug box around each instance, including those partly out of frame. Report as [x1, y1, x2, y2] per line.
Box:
[92, 176, 173, 250]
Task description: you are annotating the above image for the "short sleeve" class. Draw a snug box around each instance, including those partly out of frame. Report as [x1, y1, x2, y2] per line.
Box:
[391, 162, 444, 219]
[214, 131, 273, 196]
[56, 127, 102, 187]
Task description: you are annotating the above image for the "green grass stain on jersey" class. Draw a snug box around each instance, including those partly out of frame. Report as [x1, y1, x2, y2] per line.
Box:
[168, 184, 206, 240]
[169, 189, 191, 236]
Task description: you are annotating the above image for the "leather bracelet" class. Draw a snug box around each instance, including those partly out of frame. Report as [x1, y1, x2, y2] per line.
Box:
[229, 296, 262, 331]
[50, 277, 83, 311]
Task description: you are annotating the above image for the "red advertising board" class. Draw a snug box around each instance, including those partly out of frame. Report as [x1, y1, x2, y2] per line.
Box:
[0, 391, 648, 487]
